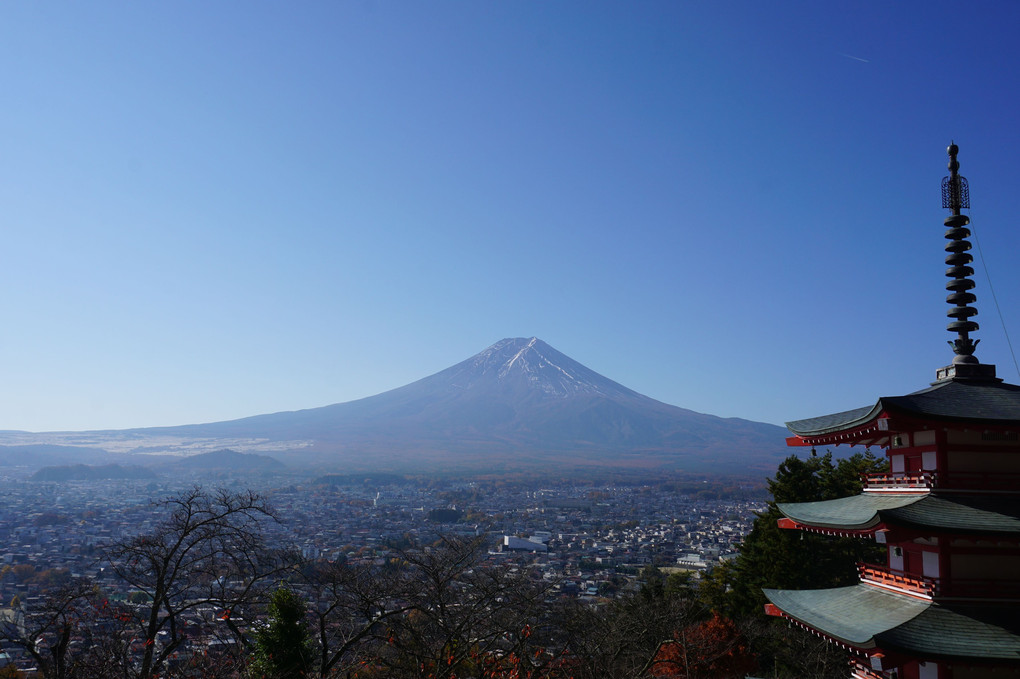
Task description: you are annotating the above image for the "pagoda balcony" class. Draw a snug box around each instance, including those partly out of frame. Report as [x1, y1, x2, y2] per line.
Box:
[860, 564, 1020, 601]
[858, 563, 935, 599]
[863, 472, 935, 492]
[850, 660, 887, 679]
[863, 470, 1020, 493]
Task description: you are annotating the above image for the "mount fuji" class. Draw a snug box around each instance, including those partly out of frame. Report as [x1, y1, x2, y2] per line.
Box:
[1, 338, 790, 473]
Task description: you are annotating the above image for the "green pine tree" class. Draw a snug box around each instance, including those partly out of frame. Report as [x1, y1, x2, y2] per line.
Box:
[701, 450, 887, 618]
[251, 587, 314, 678]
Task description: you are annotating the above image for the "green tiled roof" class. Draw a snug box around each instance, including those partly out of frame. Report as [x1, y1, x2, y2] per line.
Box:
[884, 379, 1020, 423]
[764, 585, 1020, 661]
[776, 494, 922, 530]
[777, 493, 1020, 535]
[785, 405, 877, 437]
[887, 495, 1020, 534]
[881, 604, 1020, 660]
[763, 585, 928, 646]
[786, 379, 1020, 437]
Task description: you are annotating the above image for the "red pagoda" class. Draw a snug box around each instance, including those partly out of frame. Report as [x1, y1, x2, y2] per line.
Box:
[763, 144, 1020, 679]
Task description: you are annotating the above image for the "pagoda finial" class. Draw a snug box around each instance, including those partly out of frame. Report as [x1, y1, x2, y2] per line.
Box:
[941, 143, 979, 363]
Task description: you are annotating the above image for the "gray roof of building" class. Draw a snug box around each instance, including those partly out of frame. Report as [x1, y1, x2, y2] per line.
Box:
[786, 379, 1020, 437]
[777, 493, 1020, 535]
[764, 585, 1020, 660]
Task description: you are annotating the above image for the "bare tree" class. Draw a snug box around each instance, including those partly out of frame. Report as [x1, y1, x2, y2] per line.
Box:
[551, 576, 703, 679]
[103, 487, 289, 679]
[377, 535, 555, 679]
[0, 579, 96, 679]
[300, 558, 415, 678]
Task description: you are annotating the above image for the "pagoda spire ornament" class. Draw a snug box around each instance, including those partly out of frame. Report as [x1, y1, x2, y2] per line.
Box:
[942, 142, 980, 363]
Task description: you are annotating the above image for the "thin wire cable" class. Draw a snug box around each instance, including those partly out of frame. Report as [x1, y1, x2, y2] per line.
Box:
[969, 211, 1020, 379]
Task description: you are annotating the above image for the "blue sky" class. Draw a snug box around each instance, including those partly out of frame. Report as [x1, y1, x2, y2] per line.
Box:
[3, 2, 1020, 431]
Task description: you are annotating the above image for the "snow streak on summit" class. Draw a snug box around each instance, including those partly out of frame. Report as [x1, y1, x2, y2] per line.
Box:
[466, 338, 631, 399]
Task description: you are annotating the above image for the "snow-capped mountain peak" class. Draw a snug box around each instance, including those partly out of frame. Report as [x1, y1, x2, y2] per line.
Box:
[467, 337, 623, 398]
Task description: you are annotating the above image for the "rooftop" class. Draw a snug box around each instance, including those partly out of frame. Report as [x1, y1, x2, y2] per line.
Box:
[777, 493, 1020, 535]
[786, 379, 1020, 440]
[764, 584, 1020, 661]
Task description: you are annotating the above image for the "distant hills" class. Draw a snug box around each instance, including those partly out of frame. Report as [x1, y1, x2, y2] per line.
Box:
[0, 444, 115, 468]
[0, 338, 791, 474]
[28, 451, 284, 482]
[31, 463, 155, 482]
[172, 449, 285, 471]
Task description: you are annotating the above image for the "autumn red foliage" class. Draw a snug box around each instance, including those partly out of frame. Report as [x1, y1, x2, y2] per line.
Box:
[648, 612, 757, 679]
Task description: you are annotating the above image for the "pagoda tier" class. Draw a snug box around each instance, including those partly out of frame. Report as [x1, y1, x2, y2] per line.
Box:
[786, 378, 1020, 444]
[771, 492, 1020, 606]
[764, 585, 1020, 674]
[785, 378, 1020, 493]
[775, 493, 1020, 536]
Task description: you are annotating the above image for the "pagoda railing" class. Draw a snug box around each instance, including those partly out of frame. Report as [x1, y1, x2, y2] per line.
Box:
[863, 472, 935, 492]
[863, 470, 1020, 492]
[860, 564, 1020, 600]
[850, 660, 886, 679]
[858, 563, 935, 598]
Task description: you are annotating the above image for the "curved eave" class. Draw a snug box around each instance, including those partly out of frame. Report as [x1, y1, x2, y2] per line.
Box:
[764, 586, 1020, 661]
[786, 404, 882, 441]
[778, 493, 1020, 536]
[777, 517, 887, 538]
[776, 494, 926, 533]
[763, 585, 928, 648]
[786, 380, 1020, 444]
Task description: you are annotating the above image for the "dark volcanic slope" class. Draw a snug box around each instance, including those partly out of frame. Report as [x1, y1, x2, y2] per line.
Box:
[132, 338, 788, 472]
